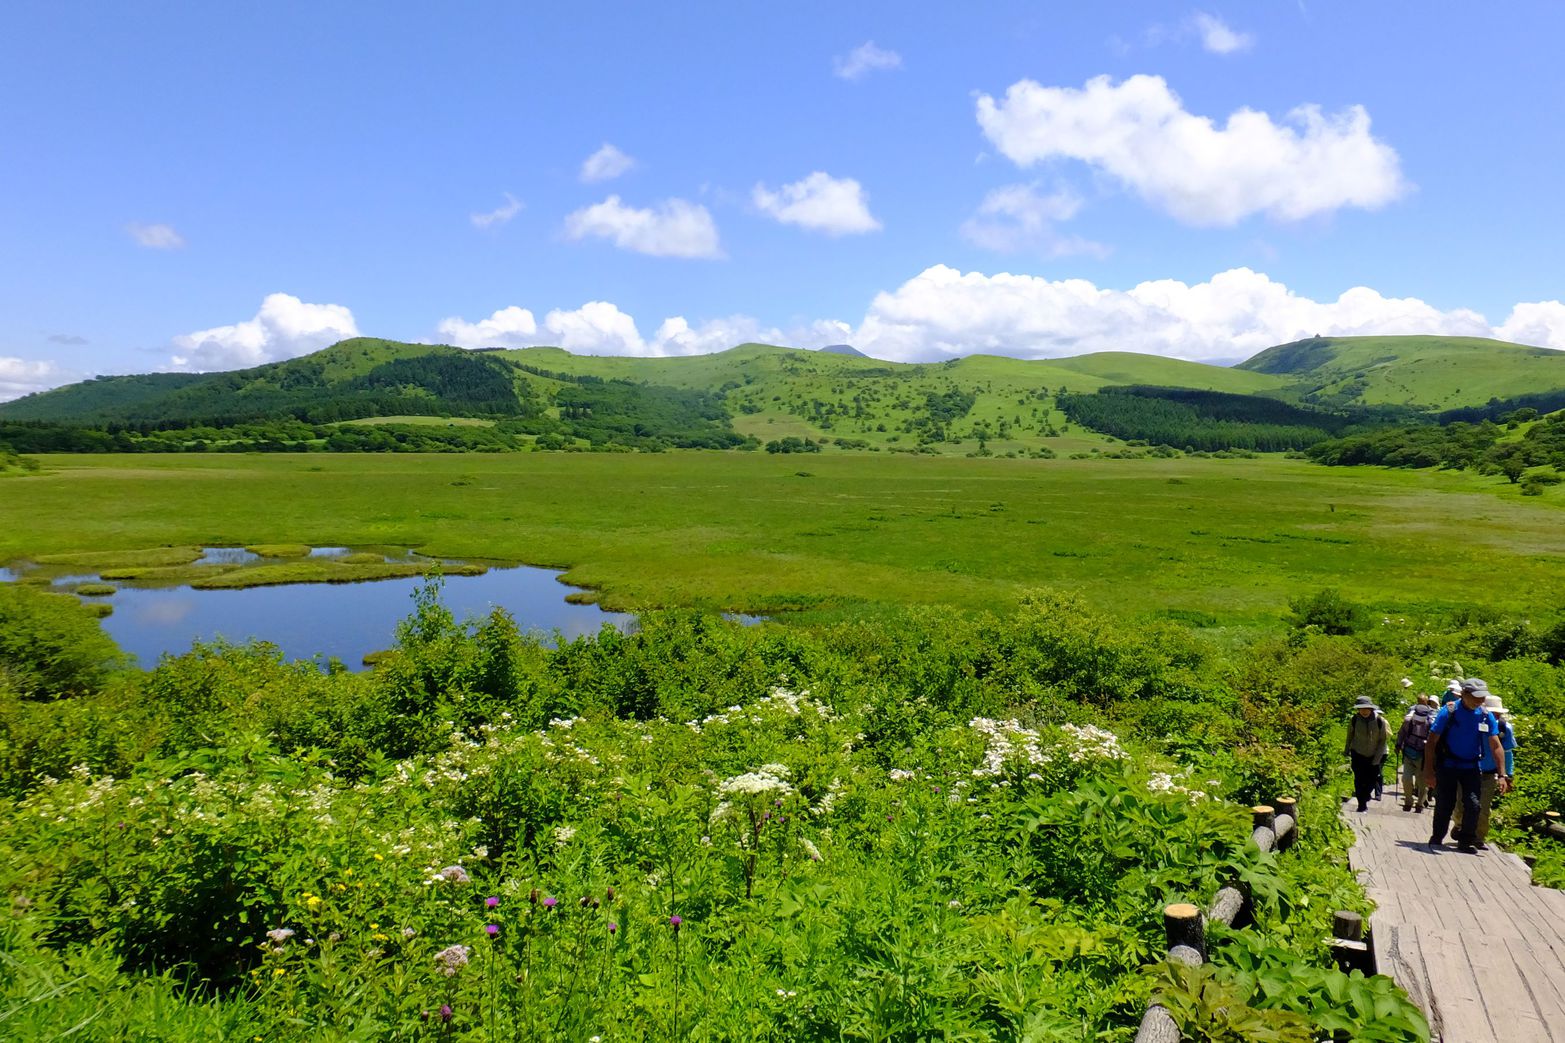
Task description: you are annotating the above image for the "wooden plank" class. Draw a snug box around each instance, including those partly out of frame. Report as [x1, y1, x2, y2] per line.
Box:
[1341, 798, 1565, 1043]
[1420, 933, 1498, 1042]
[1464, 935, 1552, 1041]
[1503, 937, 1565, 1042]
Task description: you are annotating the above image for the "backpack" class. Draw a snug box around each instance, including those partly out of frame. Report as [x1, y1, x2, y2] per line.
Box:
[1404, 712, 1432, 753]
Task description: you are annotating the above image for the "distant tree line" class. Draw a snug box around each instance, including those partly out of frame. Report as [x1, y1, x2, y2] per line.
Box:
[1056, 386, 1357, 452]
[1307, 409, 1565, 490]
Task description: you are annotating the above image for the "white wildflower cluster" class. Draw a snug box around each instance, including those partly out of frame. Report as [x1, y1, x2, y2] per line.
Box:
[718, 764, 794, 798]
[813, 776, 842, 817]
[431, 865, 470, 885]
[1058, 723, 1125, 763]
[685, 682, 839, 735]
[712, 764, 794, 824]
[265, 927, 295, 953]
[969, 718, 1049, 778]
[553, 825, 577, 848]
[1147, 771, 1208, 800]
[798, 836, 823, 862]
[968, 718, 1125, 782]
[433, 943, 470, 977]
[887, 769, 919, 783]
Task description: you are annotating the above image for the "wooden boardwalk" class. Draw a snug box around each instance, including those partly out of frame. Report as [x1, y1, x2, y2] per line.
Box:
[1343, 781, 1565, 1043]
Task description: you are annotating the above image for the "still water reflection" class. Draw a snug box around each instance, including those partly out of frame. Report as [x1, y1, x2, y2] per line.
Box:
[8, 553, 633, 668]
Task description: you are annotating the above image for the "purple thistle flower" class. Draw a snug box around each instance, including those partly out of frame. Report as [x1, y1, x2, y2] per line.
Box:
[440, 1004, 453, 1023]
[542, 896, 558, 909]
[485, 924, 500, 938]
[669, 915, 683, 932]
[608, 922, 618, 934]
[485, 896, 499, 909]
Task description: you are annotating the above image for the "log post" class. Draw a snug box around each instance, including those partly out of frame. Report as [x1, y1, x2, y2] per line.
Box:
[1330, 909, 1374, 975]
[1545, 811, 1565, 841]
[1273, 796, 1298, 851]
[1251, 804, 1278, 853]
[1208, 885, 1246, 930]
[1133, 1005, 1181, 1043]
[1163, 903, 1205, 963]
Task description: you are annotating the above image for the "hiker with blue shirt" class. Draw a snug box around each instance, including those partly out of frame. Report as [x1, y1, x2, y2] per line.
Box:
[1453, 693, 1517, 850]
[1423, 678, 1510, 853]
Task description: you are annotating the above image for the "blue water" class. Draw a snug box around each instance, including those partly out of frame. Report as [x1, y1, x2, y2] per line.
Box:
[3, 552, 633, 668]
[103, 567, 633, 667]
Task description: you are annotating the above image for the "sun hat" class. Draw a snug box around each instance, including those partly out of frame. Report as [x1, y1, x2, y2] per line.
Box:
[1483, 695, 1507, 716]
[1352, 695, 1378, 710]
[1401, 677, 1414, 688]
[1445, 680, 1463, 695]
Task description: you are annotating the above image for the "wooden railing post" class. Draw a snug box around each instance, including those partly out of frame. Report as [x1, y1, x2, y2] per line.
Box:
[1251, 804, 1277, 853]
[1163, 903, 1206, 966]
[1134, 794, 1306, 1040]
[1331, 909, 1374, 975]
[1273, 796, 1298, 852]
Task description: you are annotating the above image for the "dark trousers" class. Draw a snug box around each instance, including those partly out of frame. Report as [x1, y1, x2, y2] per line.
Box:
[1350, 752, 1381, 810]
[1430, 765, 1483, 845]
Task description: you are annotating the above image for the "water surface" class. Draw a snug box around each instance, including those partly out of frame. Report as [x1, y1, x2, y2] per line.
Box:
[6, 551, 632, 667]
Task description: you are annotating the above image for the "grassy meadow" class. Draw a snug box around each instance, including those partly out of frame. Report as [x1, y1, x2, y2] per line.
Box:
[4, 451, 1563, 624]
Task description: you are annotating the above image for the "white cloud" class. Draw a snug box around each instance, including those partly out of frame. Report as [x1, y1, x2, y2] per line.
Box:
[564, 195, 723, 259]
[959, 183, 1106, 257]
[542, 301, 648, 354]
[170, 293, 359, 370]
[976, 74, 1407, 225]
[850, 265, 1491, 363]
[1190, 12, 1254, 54]
[470, 193, 523, 230]
[752, 172, 882, 236]
[1495, 301, 1565, 350]
[126, 222, 186, 249]
[834, 41, 902, 81]
[438, 306, 539, 349]
[0, 357, 72, 402]
[580, 143, 636, 183]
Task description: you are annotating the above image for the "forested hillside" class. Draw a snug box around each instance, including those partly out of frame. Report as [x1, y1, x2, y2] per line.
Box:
[3, 334, 1564, 459]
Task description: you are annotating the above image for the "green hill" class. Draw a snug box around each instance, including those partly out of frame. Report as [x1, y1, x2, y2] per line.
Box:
[1239, 335, 1565, 410]
[6, 333, 1565, 457]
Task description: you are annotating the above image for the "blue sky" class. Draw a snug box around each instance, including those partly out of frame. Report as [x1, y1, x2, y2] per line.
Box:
[3, 1, 1564, 397]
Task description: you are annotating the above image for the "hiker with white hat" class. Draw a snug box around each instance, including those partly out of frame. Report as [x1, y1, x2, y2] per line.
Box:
[1344, 695, 1389, 813]
[1452, 691, 1517, 850]
[1423, 678, 1510, 853]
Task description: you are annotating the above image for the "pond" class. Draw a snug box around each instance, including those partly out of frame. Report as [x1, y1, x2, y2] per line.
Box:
[5, 551, 635, 668]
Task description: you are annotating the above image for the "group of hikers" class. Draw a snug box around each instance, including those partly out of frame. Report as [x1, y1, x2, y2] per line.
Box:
[1344, 677, 1517, 854]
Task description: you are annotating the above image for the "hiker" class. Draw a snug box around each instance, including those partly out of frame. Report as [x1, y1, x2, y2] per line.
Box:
[1344, 695, 1389, 813]
[1423, 679, 1510, 853]
[1395, 694, 1437, 812]
[1453, 693, 1517, 849]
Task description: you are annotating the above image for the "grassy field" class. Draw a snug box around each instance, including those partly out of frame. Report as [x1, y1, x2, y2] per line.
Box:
[4, 452, 1564, 625]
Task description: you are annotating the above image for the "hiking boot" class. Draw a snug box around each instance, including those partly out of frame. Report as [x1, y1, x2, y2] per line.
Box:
[1414, 805, 1423, 813]
[1474, 842, 1490, 851]
[1457, 844, 1478, 854]
[1426, 839, 1443, 851]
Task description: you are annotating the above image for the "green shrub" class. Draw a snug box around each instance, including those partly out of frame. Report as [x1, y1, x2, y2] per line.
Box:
[0, 584, 128, 698]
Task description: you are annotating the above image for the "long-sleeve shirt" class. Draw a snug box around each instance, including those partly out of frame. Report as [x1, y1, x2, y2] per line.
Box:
[1345, 713, 1388, 760]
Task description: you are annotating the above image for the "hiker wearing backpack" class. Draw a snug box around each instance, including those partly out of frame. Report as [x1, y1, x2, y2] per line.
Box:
[1453, 693, 1517, 849]
[1395, 695, 1437, 812]
[1344, 695, 1389, 813]
[1423, 678, 1510, 854]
